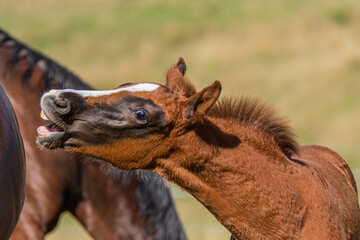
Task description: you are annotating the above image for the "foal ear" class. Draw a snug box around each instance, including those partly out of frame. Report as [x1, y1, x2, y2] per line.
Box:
[185, 81, 221, 120]
[166, 57, 187, 93]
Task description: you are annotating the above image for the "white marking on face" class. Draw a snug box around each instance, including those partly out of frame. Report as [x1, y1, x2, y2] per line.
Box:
[47, 83, 161, 98]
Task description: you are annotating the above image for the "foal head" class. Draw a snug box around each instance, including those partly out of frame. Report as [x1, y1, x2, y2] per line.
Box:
[37, 58, 221, 169]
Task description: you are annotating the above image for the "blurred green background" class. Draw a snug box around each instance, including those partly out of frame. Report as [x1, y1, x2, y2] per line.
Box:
[1, 0, 359, 239]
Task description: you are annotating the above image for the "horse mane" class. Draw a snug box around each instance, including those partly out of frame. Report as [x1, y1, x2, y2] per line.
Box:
[183, 78, 197, 97]
[0, 28, 91, 91]
[178, 76, 298, 158]
[209, 97, 299, 158]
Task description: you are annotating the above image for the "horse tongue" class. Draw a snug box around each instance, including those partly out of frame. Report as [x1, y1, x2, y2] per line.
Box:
[37, 123, 63, 137]
[51, 124, 63, 132]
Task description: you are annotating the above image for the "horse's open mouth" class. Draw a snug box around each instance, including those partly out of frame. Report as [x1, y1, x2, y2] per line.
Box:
[37, 110, 65, 149]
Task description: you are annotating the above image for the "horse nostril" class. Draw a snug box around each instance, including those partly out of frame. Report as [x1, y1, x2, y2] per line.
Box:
[52, 96, 71, 115]
[54, 98, 68, 108]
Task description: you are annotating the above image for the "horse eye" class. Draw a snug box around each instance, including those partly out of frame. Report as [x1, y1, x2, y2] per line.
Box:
[135, 110, 148, 122]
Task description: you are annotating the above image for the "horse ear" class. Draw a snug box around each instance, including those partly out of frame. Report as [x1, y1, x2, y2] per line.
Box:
[166, 57, 187, 93]
[185, 81, 221, 120]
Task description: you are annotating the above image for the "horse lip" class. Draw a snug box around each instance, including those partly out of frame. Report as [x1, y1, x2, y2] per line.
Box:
[36, 131, 66, 149]
[37, 106, 68, 149]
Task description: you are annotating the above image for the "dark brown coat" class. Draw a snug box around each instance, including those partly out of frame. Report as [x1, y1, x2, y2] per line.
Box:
[0, 82, 25, 240]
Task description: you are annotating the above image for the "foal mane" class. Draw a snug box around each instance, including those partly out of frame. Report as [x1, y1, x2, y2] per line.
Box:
[175, 68, 299, 158]
[209, 97, 299, 158]
[0, 28, 91, 91]
[183, 78, 197, 97]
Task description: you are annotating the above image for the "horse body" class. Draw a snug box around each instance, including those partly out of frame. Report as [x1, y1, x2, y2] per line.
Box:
[0, 29, 186, 240]
[0, 82, 26, 240]
[37, 55, 360, 239]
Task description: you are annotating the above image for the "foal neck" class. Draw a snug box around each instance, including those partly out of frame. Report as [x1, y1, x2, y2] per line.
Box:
[155, 117, 296, 239]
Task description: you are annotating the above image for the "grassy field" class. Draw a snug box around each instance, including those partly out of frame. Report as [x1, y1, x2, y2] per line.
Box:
[1, 0, 360, 239]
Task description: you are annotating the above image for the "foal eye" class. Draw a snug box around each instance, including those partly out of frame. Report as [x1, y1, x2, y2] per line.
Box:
[135, 110, 148, 122]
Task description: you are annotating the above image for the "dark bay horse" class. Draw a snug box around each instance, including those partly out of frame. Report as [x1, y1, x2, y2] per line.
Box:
[38, 58, 360, 239]
[0, 29, 186, 240]
[0, 82, 25, 240]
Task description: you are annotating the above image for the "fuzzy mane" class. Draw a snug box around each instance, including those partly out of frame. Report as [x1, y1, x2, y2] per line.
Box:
[209, 97, 299, 158]
[183, 78, 197, 97]
[179, 76, 299, 158]
[0, 28, 91, 91]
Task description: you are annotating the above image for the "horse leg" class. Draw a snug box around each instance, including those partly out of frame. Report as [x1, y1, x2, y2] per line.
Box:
[73, 200, 116, 240]
[9, 174, 65, 239]
[10, 201, 62, 240]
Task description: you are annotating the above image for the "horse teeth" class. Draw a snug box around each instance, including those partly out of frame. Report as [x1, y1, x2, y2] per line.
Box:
[40, 110, 49, 120]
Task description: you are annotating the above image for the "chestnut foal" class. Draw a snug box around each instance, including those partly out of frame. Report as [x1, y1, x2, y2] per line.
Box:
[38, 58, 360, 239]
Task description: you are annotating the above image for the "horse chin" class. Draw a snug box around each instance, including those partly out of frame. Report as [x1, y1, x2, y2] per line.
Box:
[36, 131, 66, 149]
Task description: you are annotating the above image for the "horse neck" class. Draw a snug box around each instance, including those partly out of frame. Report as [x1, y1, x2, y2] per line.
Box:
[156, 117, 294, 239]
[2, 56, 47, 144]
[0, 32, 92, 99]
[0, 45, 45, 97]
[0, 45, 80, 191]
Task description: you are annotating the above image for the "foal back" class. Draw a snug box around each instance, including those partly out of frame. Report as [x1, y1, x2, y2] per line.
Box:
[296, 145, 359, 239]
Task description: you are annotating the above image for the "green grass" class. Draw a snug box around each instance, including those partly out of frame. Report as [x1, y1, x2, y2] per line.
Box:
[46, 213, 92, 240]
[2, 0, 360, 239]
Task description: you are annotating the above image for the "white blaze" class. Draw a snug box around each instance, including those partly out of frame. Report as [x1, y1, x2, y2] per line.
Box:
[47, 83, 160, 98]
